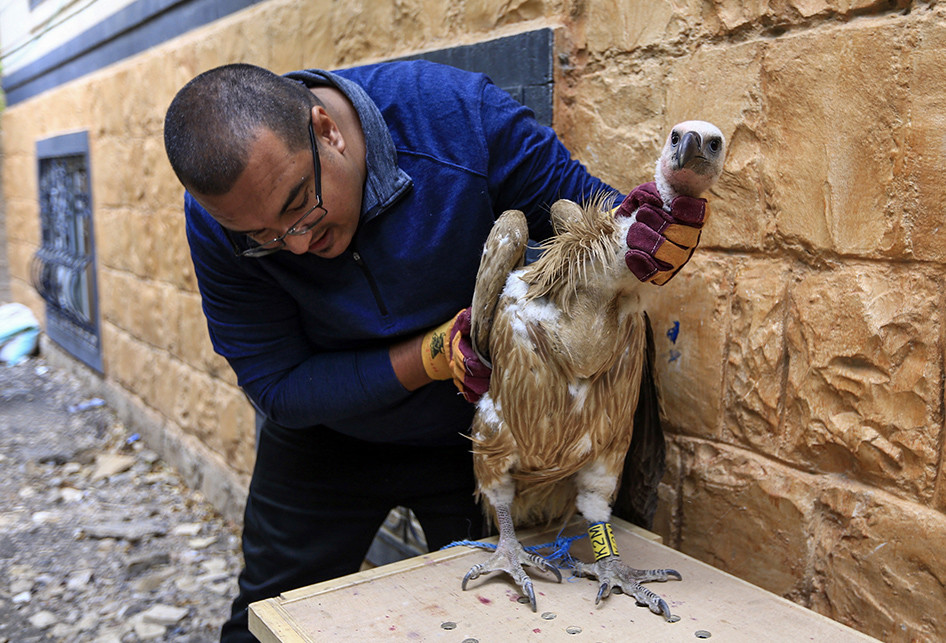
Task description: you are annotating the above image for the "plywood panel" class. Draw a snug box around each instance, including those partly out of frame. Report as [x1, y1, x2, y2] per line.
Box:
[249, 518, 878, 642]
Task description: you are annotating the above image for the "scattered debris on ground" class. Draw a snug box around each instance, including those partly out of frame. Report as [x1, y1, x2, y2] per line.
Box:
[0, 355, 243, 642]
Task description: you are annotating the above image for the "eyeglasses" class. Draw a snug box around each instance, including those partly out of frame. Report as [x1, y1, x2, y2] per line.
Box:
[233, 117, 327, 258]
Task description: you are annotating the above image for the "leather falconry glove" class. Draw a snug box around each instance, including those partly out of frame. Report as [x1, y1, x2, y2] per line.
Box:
[615, 182, 708, 286]
[421, 308, 491, 403]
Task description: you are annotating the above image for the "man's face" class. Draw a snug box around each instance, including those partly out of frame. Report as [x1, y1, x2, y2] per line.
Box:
[192, 117, 364, 259]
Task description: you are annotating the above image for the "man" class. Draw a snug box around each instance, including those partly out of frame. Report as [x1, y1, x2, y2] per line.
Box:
[163, 60, 706, 642]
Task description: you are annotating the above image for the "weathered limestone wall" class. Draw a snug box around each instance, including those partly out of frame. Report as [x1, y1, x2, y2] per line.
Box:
[577, 3, 946, 641]
[0, 121, 9, 304]
[2, 1, 944, 640]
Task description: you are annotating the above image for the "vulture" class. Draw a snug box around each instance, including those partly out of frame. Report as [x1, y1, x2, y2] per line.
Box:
[461, 121, 726, 620]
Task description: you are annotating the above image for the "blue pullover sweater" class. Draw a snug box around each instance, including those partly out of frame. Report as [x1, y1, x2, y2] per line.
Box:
[184, 60, 617, 446]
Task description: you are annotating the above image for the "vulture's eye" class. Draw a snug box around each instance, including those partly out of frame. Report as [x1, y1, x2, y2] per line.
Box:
[670, 132, 680, 146]
[708, 138, 721, 153]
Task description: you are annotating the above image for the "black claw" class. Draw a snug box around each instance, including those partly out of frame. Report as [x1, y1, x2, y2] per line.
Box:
[524, 579, 537, 612]
[462, 567, 478, 590]
[667, 569, 682, 581]
[595, 582, 610, 605]
[544, 562, 563, 583]
[655, 597, 673, 621]
[526, 551, 563, 583]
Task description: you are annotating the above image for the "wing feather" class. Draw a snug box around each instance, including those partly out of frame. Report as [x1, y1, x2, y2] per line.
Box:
[470, 210, 528, 365]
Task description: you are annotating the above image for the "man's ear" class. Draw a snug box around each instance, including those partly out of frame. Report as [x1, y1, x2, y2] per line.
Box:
[310, 105, 345, 153]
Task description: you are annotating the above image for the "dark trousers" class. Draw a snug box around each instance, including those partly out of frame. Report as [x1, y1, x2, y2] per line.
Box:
[220, 420, 484, 642]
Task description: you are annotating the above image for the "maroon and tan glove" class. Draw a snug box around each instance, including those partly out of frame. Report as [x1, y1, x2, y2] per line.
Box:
[421, 308, 491, 403]
[615, 182, 708, 286]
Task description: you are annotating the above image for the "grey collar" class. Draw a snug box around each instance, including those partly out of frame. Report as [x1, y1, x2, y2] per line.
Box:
[284, 69, 413, 223]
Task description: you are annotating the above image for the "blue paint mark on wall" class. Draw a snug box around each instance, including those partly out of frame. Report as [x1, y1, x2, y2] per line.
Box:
[668, 349, 681, 363]
[667, 321, 680, 344]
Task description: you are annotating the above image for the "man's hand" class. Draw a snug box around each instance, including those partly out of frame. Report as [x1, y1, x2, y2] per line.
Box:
[421, 308, 491, 403]
[615, 182, 708, 286]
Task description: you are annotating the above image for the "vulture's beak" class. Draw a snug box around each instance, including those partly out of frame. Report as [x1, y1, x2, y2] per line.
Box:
[673, 131, 702, 170]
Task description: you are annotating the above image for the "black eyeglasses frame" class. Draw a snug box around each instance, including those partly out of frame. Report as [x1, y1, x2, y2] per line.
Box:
[228, 117, 327, 258]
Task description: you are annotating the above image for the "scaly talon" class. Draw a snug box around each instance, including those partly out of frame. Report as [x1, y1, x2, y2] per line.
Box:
[578, 555, 681, 620]
[632, 567, 682, 583]
[655, 597, 673, 621]
[523, 578, 536, 611]
[595, 581, 610, 604]
[461, 540, 561, 612]
[527, 552, 563, 583]
[462, 564, 483, 590]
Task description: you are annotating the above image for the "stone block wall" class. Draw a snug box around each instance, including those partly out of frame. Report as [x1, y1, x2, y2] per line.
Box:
[2, 1, 945, 640]
[0, 131, 9, 304]
[606, 4, 946, 641]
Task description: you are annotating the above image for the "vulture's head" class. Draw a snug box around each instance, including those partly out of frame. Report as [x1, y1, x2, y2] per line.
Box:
[656, 121, 726, 199]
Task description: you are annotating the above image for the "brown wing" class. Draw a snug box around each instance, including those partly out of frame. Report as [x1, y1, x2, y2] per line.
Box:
[469, 209, 528, 365]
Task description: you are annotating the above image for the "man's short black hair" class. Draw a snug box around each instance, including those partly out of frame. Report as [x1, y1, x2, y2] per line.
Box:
[164, 63, 319, 195]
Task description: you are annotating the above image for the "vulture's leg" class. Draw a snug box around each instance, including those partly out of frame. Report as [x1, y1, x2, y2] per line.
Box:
[461, 487, 562, 611]
[573, 464, 681, 620]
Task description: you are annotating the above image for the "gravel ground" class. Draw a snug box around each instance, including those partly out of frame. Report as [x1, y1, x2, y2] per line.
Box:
[0, 354, 243, 642]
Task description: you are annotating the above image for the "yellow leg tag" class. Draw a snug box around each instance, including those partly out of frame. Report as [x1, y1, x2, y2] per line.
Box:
[588, 522, 619, 561]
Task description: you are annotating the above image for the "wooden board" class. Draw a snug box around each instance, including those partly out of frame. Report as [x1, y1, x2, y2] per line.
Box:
[249, 518, 879, 642]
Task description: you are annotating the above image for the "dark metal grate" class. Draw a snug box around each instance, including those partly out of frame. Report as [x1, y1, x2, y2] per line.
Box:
[32, 132, 103, 372]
